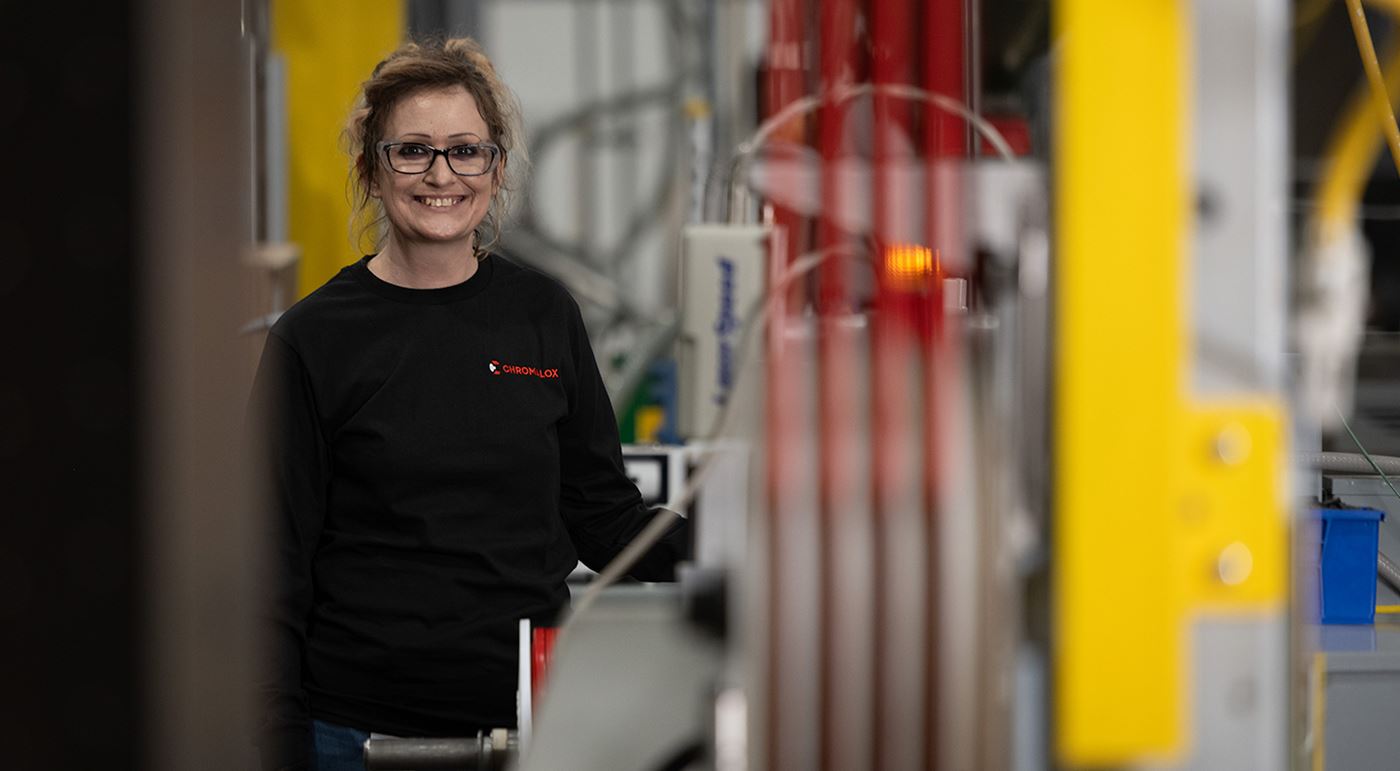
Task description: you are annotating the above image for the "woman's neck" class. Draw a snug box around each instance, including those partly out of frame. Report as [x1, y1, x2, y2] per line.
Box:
[370, 235, 479, 289]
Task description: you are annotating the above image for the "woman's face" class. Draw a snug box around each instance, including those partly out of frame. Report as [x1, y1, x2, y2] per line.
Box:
[371, 86, 499, 250]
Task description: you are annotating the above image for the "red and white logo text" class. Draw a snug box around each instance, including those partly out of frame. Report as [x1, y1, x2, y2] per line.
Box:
[489, 359, 559, 379]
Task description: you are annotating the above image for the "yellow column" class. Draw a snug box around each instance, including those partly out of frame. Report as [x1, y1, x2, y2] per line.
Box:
[272, 0, 404, 297]
[1053, 0, 1286, 765]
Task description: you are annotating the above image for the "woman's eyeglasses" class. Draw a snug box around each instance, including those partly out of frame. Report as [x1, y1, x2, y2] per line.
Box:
[377, 141, 502, 177]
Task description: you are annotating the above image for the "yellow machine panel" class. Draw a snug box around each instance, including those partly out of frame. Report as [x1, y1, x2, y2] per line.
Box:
[1054, 0, 1287, 764]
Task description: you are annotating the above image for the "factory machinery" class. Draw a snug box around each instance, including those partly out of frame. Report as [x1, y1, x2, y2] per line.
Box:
[256, 1, 1400, 769]
[25, 0, 1400, 768]
[512, 1, 1309, 770]
[523, 0, 1400, 767]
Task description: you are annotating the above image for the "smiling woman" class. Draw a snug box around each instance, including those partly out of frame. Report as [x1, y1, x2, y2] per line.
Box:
[250, 37, 689, 771]
[367, 86, 500, 283]
[343, 38, 528, 287]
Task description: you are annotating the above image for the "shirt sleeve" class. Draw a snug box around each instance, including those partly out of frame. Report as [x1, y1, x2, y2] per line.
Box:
[250, 332, 331, 771]
[555, 300, 691, 580]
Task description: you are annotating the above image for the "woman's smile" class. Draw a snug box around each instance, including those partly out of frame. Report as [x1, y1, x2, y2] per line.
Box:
[414, 194, 467, 209]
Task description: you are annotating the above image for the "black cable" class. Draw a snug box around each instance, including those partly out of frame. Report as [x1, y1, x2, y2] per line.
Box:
[648, 739, 705, 771]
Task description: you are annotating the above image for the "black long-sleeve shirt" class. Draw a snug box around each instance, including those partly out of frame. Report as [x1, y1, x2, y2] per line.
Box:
[251, 254, 686, 770]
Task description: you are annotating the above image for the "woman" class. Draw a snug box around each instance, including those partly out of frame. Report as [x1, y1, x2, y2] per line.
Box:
[253, 38, 688, 771]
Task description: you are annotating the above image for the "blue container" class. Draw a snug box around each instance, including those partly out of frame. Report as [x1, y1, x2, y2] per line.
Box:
[1315, 507, 1385, 625]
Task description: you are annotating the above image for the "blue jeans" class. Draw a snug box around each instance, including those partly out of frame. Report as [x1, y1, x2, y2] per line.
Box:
[311, 720, 370, 771]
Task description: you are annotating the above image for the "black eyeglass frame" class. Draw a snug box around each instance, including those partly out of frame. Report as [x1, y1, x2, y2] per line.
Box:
[376, 140, 503, 177]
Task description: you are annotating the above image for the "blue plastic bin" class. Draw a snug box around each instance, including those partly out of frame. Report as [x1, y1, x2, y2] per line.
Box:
[1315, 507, 1385, 625]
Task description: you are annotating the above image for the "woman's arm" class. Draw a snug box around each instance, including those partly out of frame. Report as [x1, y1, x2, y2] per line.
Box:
[249, 333, 331, 771]
[556, 301, 690, 581]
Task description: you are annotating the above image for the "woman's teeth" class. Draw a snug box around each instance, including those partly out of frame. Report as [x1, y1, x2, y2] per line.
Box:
[417, 196, 462, 208]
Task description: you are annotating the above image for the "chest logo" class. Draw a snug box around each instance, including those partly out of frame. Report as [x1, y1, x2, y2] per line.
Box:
[489, 359, 560, 379]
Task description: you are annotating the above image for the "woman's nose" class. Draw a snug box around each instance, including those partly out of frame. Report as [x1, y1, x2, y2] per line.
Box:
[424, 152, 454, 183]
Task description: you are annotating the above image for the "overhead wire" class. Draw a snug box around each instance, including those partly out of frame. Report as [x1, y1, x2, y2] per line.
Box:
[1345, 0, 1400, 178]
[734, 83, 1017, 164]
[1310, 0, 1400, 242]
[1335, 405, 1400, 501]
[712, 83, 1017, 221]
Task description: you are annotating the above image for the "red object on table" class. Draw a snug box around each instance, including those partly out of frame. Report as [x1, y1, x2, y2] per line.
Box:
[531, 627, 559, 704]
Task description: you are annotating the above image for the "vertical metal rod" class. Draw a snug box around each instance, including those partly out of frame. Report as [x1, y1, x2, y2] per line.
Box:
[922, 0, 970, 766]
[965, 0, 981, 158]
[926, 0, 967, 157]
[870, 1, 926, 769]
[815, 2, 869, 771]
[763, 1, 812, 769]
[766, 0, 809, 307]
[815, 0, 855, 317]
[612, 0, 638, 256]
[763, 224, 819, 771]
[918, 247, 945, 771]
[575, 0, 600, 266]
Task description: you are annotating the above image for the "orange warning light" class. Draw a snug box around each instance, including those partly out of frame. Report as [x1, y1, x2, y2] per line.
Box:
[883, 243, 937, 289]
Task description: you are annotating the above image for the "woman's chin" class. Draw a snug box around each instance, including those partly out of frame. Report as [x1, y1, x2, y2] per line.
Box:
[396, 229, 480, 249]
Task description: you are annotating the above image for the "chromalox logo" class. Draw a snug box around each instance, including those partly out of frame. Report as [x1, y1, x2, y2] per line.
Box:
[489, 359, 560, 379]
[713, 256, 737, 405]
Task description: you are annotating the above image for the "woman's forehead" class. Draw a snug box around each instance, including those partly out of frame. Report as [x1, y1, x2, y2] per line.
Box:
[384, 86, 489, 139]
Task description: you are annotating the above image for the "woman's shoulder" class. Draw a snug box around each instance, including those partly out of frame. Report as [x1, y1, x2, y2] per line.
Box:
[267, 258, 370, 343]
[487, 253, 582, 314]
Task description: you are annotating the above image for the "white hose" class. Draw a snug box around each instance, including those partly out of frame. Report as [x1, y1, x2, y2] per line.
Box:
[1300, 451, 1400, 476]
[1379, 551, 1400, 594]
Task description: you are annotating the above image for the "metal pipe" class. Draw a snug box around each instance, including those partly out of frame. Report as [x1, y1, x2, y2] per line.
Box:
[363, 734, 513, 771]
[965, 0, 981, 158]
[716, 0, 755, 185]
[927, 0, 967, 157]
[815, 4, 870, 771]
[761, 0, 808, 309]
[816, 0, 855, 316]
[1379, 550, 1400, 595]
[574, 0, 601, 267]
[517, 80, 686, 271]
[1301, 451, 1400, 476]
[922, 0, 970, 766]
[870, 1, 927, 770]
[762, 1, 813, 769]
